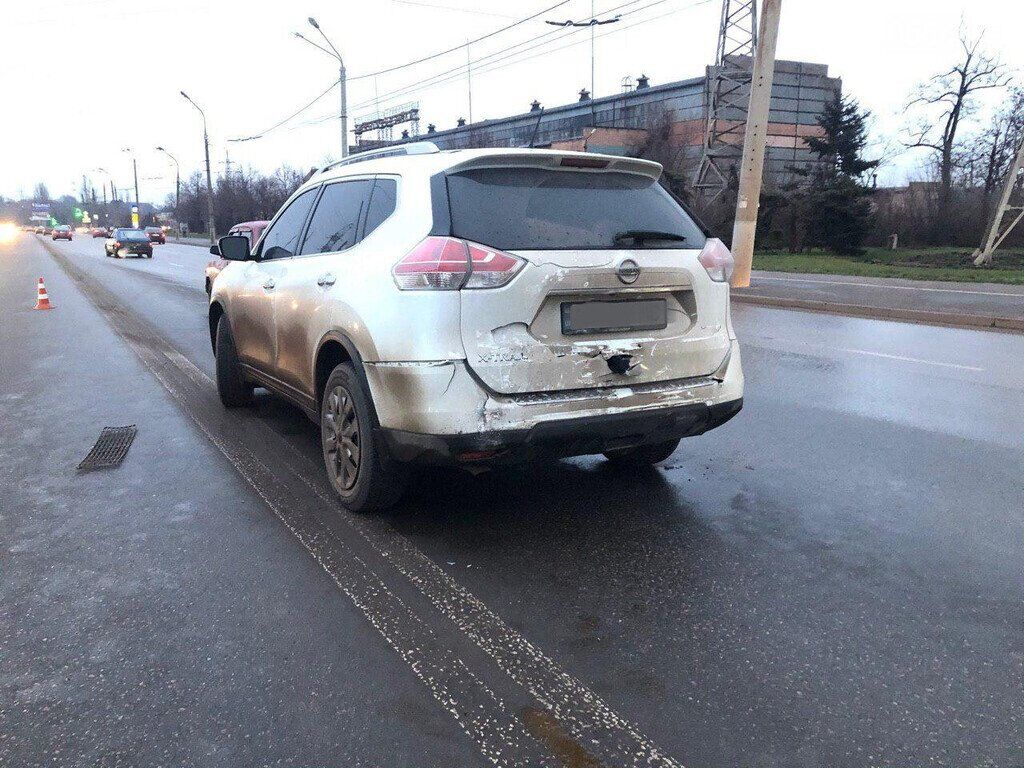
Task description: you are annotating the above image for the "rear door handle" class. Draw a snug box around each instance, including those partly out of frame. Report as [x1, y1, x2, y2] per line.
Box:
[262, 278, 276, 290]
[317, 273, 336, 287]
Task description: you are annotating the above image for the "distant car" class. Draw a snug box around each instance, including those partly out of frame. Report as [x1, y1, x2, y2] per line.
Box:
[205, 220, 268, 294]
[91, 226, 111, 238]
[145, 226, 166, 244]
[22, 225, 34, 232]
[52, 225, 73, 241]
[104, 228, 153, 258]
[34, 226, 44, 234]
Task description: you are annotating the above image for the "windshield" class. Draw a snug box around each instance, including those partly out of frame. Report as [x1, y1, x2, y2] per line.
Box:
[116, 229, 149, 241]
[446, 168, 706, 250]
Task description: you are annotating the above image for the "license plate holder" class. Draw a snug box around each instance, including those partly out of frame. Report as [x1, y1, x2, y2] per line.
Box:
[560, 298, 668, 336]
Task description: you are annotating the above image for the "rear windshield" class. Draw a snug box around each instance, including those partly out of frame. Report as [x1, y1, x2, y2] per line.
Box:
[446, 168, 706, 250]
[117, 229, 149, 241]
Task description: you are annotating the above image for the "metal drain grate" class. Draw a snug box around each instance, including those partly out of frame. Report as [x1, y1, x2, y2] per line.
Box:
[77, 425, 137, 473]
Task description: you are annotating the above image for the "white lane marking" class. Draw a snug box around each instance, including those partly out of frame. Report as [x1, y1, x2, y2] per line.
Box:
[747, 336, 984, 372]
[752, 274, 1024, 298]
[162, 350, 686, 768]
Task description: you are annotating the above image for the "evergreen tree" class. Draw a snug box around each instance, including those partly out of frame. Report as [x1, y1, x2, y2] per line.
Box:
[805, 95, 879, 255]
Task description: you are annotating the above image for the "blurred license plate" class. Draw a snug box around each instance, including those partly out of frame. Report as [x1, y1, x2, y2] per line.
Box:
[561, 299, 667, 335]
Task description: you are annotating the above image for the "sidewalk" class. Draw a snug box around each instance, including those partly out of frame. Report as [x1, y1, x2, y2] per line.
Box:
[733, 270, 1024, 331]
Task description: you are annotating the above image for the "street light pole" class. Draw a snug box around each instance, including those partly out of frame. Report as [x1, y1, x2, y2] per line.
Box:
[180, 90, 217, 243]
[155, 146, 180, 210]
[296, 17, 347, 158]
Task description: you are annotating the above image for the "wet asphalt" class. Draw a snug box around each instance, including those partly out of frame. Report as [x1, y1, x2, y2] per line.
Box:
[1, 233, 1022, 767]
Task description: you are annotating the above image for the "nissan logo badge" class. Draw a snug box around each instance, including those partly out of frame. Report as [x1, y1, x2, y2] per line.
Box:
[616, 259, 640, 284]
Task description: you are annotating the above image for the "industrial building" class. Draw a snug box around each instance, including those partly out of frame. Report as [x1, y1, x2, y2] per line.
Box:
[353, 57, 841, 193]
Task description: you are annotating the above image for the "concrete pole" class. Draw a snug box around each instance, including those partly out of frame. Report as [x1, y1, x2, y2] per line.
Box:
[340, 63, 349, 158]
[203, 124, 217, 242]
[132, 157, 140, 212]
[973, 133, 1024, 266]
[729, 0, 782, 288]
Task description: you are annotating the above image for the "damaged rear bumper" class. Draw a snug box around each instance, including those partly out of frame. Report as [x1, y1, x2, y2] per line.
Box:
[364, 340, 744, 465]
[380, 397, 743, 464]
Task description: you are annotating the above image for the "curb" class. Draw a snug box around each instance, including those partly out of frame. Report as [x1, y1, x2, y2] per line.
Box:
[732, 293, 1024, 333]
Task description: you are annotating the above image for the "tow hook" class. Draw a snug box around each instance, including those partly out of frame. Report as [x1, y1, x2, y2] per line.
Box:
[606, 354, 633, 375]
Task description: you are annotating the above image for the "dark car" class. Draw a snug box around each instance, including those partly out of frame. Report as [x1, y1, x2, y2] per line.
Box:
[104, 228, 153, 258]
[145, 226, 166, 244]
[205, 220, 269, 294]
[52, 225, 73, 241]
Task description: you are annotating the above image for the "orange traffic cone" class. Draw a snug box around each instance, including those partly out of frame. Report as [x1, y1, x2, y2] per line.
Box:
[34, 277, 53, 310]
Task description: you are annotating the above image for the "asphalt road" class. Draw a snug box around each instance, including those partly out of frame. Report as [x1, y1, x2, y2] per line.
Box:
[2, 233, 1022, 767]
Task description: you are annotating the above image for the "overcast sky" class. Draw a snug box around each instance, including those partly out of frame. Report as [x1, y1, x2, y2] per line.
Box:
[1, 0, 1020, 204]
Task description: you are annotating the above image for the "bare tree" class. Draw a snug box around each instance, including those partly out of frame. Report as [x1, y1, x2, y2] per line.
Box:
[904, 31, 1010, 243]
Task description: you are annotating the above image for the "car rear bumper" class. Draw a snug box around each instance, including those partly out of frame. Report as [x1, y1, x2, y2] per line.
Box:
[380, 397, 742, 464]
[366, 339, 744, 464]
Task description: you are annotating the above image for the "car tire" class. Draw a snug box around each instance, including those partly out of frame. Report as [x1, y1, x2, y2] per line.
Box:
[215, 316, 254, 408]
[321, 362, 407, 512]
[603, 438, 681, 466]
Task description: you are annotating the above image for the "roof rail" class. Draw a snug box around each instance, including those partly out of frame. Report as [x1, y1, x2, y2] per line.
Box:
[319, 141, 440, 173]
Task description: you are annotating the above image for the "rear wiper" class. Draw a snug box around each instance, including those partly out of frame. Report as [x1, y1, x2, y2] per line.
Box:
[612, 230, 687, 246]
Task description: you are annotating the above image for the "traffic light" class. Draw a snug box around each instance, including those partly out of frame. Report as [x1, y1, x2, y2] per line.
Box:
[73, 207, 83, 220]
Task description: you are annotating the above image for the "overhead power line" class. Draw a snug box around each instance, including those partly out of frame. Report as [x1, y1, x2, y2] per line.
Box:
[346, 0, 572, 81]
[229, 78, 340, 142]
[226, 0, 572, 144]
[345, 0, 707, 115]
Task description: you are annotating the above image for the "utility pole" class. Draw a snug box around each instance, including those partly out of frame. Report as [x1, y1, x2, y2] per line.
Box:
[123, 148, 140, 227]
[466, 41, 473, 125]
[296, 17, 348, 158]
[181, 90, 217, 242]
[156, 146, 180, 210]
[729, 0, 781, 288]
[973, 133, 1024, 266]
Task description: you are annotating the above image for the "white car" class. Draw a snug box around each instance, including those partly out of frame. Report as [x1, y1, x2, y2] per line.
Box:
[209, 143, 743, 511]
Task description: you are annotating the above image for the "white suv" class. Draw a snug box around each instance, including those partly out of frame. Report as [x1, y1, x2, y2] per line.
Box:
[208, 143, 743, 511]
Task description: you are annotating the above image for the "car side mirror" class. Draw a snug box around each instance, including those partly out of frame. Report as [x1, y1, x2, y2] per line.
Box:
[209, 244, 221, 256]
[217, 235, 250, 261]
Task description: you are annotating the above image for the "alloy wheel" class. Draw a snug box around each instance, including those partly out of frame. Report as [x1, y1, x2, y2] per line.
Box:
[324, 385, 360, 490]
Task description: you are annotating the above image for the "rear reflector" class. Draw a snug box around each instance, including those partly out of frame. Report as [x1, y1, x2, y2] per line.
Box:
[698, 238, 735, 283]
[393, 236, 524, 290]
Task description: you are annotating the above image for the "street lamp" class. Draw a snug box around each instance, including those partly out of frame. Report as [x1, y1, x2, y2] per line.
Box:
[295, 16, 348, 158]
[155, 146, 180, 210]
[96, 166, 114, 203]
[180, 90, 217, 243]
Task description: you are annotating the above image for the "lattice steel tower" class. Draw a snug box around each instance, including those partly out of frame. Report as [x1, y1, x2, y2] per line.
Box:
[693, 0, 758, 201]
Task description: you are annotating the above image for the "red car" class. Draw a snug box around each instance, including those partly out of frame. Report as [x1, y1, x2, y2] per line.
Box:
[91, 226, 112, 238]
[205, 220, 268, 294]
[52, 225, 73, 241]
[145, 226, 166, 244]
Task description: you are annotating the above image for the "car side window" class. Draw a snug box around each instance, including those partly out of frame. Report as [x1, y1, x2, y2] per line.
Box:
[260, 189, 318, 260]
[298, 179, 374, 256]
[364, 178, 398, 240]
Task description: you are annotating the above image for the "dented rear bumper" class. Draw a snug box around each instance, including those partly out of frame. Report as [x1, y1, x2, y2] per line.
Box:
[364, 340, 744, 464]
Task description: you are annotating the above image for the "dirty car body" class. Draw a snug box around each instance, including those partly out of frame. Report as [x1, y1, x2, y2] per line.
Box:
[209, 144, 743, 510]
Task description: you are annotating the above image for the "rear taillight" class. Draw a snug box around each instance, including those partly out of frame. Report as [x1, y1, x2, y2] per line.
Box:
[698, 238, 735, 283]
[392, 236, 524, 291]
